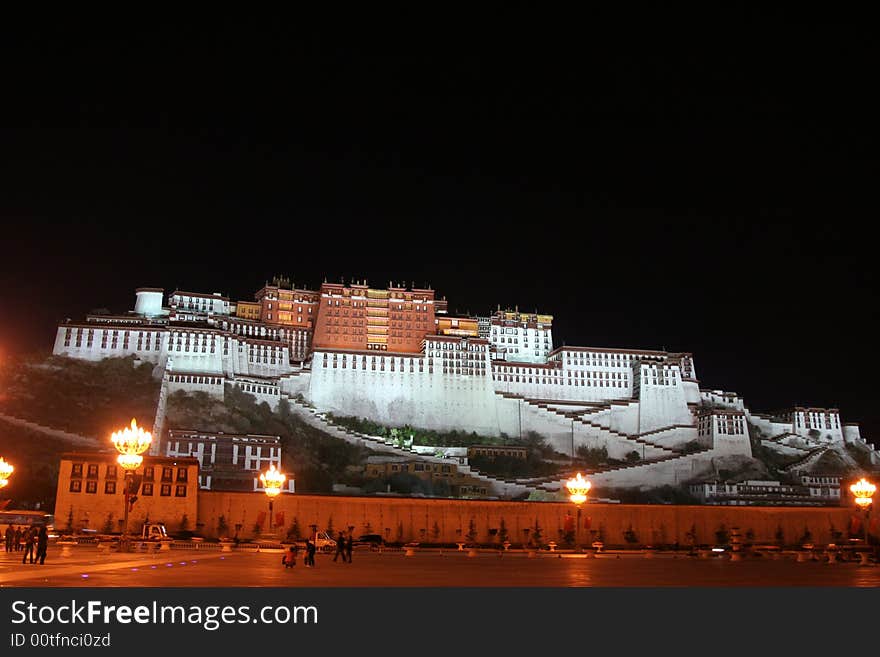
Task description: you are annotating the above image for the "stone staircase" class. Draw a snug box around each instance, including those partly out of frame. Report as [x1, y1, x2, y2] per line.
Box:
[495, 391, 691, 458]
[279, 393, 537, 497]
[782, 447, 830, 474]
[530, 445, 715, 492]
[0, 412, 100, 448]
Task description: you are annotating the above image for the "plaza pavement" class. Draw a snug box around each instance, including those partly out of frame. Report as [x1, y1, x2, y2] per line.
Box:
[1, 545, 879, 587]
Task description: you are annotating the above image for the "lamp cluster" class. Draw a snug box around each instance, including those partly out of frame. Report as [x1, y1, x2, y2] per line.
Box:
[110, 418, 153, 471]
[0, 457, 13, 488]
[850, 478, 877, 509]
[260, 463, 286, 498]
[565, 472, 591, 506]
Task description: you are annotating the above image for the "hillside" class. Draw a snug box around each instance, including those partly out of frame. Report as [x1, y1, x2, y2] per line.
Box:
[0, 354, 161, 439]
[165, 386, 373, 493]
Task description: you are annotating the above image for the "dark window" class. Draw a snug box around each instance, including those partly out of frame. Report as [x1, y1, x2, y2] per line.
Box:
[104, 481, 116, 494]
[176, 468, 188, 482]
[105, 465, 117, 479]
[160, 484, 171, 496]
[87, 464, 99, 479]
[175, 485, 187, 497]
[71, 463, 83, 478]
[143, 466, 154, 481]
[69, 480, 82, 493]
[161, 467, 173, 482]
[142, 483, 153, 496]
[85, 481, 97, 494]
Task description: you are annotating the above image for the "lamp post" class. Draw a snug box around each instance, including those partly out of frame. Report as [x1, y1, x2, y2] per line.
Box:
[259, 464, 285, 537]
[110, 419, 152, 550]
[565, 472, 591, 553]
[850, 477, 876, 553]
[0, 457, 13, 489]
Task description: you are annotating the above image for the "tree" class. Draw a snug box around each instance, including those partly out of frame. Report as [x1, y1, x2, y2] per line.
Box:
[531, 518, 543, 547]
[66, 507, 74, 533]
[775, 525, 785, 547]
[431, 521, 441, 543]
[179, 514, 190, 533]
[498, 518, 508, 544]
[102, 513, 114, 534]
[325, 516, 334, 536]
[465, 519, 477, 545]
[287, 517, 302, 541]
[623, 525, 639, 544]
[715, 525, 729, 545]
[217, 515, 229, 538]
[626, 451, 641, 463]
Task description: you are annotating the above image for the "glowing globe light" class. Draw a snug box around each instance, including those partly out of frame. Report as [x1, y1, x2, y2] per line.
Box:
[260, 464, 286, 499]
[0, 457, 13, 488]
[850, 478, 876, 509]
[565, 472, 591, 506]
[111, 418, 153, 471]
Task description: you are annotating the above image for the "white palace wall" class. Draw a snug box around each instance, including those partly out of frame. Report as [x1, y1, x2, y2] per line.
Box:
[307, 352, 503, 437]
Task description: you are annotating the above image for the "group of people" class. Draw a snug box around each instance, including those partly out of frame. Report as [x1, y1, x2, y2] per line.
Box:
[4, 525, 49, 565]
[282, 530, 355, 569]
[332, 530, 354, 563]
[283, 538, 316, 568]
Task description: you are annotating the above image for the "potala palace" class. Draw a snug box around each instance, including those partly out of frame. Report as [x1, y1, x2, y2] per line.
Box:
[52, 280, 879, 495]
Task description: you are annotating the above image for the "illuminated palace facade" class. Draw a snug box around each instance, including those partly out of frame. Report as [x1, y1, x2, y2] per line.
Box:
[53, 279, 875, 488]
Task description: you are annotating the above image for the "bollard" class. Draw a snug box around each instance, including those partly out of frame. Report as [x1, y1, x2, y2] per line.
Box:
[159, 540, 172, 552]
[221, 542, 232, 553]
[859, 552, 871, 566]
[825, 550, 837, 564]
[643, 549, 654, 559]
[467, 548, 478, 558]
[456, 542, 465, 552]
[405, 547, 415, 557]
[527, 550, 536, 558]
[797, 551, 808, 562]
[730, 551, 743, 562]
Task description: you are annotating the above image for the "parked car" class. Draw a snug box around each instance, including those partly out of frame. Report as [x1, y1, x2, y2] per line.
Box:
[353, 534, 385, 550]
[294, 531, 337, 552]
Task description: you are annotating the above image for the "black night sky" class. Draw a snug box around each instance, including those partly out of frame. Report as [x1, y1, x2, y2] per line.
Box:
[1, 17, 876, 442]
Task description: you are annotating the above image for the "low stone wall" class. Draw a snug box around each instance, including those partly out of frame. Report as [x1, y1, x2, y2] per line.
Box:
[198, 491, 864, 547]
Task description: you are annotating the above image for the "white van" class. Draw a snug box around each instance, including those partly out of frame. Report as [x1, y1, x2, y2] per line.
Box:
[296, 531, 337, 552]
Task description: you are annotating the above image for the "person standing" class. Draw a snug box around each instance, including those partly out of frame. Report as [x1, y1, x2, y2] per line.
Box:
[333, 531, 346, 563]
[36, 526, 49, 565]
[4, 525, 13, 553]
[22, 527, 36, 564]
[305, 539, 316, 567]
[345, 532, 353, 563]
[14, 526, 22, 552]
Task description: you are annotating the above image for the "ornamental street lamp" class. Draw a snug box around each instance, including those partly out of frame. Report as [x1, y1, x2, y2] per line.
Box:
[850, 477, 876, 550]
[260, 464, 285, 536]
[111, 419, 152, 549]
[565, 472, 591, 552]
[0, 457, 13, 489]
